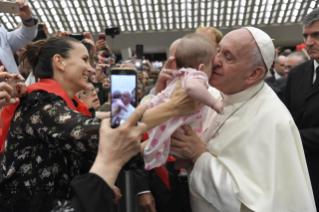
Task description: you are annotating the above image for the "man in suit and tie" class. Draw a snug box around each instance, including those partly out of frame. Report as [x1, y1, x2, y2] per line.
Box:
[265, 55, 287, 85]
[271, 51, 308, 101]
[284, 8, 319, 208]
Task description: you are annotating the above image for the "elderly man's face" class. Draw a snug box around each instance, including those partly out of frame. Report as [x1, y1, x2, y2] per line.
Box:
[303, 20, 319, 61]
[210, 29, 255, 95]
[121, 91, 132, 105]
[274, 56, 287, 76]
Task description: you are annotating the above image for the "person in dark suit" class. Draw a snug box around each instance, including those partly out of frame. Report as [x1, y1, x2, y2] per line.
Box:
[284, 8, 319, 208]
[134, 168, 191, 212]
[265, 55, 286, 85]
[271, 51, 309, 101]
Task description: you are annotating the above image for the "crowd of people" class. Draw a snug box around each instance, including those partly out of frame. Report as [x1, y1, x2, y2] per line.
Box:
[0, 1, 319, 212]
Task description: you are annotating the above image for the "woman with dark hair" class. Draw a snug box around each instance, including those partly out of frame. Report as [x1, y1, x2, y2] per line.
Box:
[0, 37, 99, 211]
[0, 37, 202, 211]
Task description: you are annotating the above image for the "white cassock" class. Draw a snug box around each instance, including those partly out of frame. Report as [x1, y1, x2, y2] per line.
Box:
[118, 103, 135, 121]
[188, 81, 316, 212]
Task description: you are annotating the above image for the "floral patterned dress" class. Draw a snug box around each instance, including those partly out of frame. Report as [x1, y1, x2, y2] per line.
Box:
[0, 91, 101, 211]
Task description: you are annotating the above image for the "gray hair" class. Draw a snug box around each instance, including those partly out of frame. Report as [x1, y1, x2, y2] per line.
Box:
[249, 43, 268, 76]
[287, 51, 309, 63]
[302, 8, 319, 28]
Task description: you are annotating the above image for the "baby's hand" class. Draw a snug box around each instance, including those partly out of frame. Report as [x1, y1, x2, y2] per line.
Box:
[212, 101, 224, 114]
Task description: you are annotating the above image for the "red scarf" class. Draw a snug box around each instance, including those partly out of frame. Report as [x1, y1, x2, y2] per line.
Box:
[0, 79, 91, 154]
[142, 133, 177, 191]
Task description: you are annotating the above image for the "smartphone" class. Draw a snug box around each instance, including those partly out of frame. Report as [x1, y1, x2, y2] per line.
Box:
[99, 33, 106, 41]
[136, 45, 144, 59]
[147, 78, 154, 86]
[0, 78, 18, 98]
[69, 34, 84, 41]
[110, 68, 137, 128]
[153, 62, 163, 68]
[0, 1, 19, 14]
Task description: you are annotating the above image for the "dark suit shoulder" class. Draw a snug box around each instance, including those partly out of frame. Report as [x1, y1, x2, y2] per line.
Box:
[289, 60, 313, 78]
[274, 77, 286, 86]
[265, 75, 275, 84]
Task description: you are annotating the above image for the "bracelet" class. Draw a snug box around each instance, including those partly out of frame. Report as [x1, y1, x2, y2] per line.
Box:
[22, 16, 33, 23]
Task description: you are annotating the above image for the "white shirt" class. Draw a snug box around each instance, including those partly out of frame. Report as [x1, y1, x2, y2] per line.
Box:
[274, 70, 284, 80]
[0, 23, 38, 74]
[313, 60, 319, 84]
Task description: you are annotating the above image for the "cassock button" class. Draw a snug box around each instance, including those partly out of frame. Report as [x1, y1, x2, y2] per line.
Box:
[205, 143, 209, 146]
[215, 122, 219, 126]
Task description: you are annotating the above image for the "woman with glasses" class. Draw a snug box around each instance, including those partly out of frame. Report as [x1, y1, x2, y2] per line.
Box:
[77, 83, 101, 111]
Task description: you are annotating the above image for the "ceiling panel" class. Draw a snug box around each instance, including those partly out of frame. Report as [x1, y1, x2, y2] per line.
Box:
[0, 0, 317, 34]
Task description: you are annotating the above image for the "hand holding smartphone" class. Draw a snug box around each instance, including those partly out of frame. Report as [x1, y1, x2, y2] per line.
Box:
[110, 68, 137, 128]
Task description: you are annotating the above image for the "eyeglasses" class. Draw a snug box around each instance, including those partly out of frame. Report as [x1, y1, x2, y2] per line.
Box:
[79, 88, 99, 98]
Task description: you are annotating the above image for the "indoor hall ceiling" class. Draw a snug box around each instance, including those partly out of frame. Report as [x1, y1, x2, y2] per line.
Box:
[0, 0, 318, 35]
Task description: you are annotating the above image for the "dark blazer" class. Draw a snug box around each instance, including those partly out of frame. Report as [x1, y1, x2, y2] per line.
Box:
[264, 75, 275, 86]
[134, 168, 192, 212]
[284, 60, 319, 207]
[274, 77, 286, 87]
[272, 77, 287, 101]
[134, 169, 172, 207]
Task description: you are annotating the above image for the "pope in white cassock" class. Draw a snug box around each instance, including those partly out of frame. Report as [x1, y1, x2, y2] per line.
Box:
[118, 91, 135, 123]
[170, 27, 316, 211]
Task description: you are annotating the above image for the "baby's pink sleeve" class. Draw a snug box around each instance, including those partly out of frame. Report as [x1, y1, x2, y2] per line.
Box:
[182, 70, 223, 113]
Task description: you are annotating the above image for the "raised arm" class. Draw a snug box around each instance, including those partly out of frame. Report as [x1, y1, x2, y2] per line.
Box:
[142, 79, 204, 130]
[185, 78, 223, 114]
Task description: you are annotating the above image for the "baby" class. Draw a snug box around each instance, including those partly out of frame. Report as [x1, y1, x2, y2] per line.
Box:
[143, 33, 223, 170]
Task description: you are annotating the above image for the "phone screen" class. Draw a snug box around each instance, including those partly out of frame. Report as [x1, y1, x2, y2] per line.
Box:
[111, 72, 137, 128]
[99, 33, 106, 41]
[153, 62, 163, 68]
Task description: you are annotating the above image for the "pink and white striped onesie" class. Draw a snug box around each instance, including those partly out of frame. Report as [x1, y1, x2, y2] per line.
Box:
[143, 68, 209, 170]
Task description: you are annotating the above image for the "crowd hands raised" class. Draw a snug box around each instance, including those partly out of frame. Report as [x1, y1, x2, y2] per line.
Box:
[0, 2, 318, 212]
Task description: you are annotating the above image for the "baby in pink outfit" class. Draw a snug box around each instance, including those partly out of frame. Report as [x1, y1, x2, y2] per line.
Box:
[143, 33, 223, 170]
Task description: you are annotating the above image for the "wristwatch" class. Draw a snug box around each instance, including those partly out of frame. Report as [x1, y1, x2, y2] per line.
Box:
[22, 16, 38, 24]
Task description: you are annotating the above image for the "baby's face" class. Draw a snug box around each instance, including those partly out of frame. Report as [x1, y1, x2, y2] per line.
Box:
[201, 51, 216, 79]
